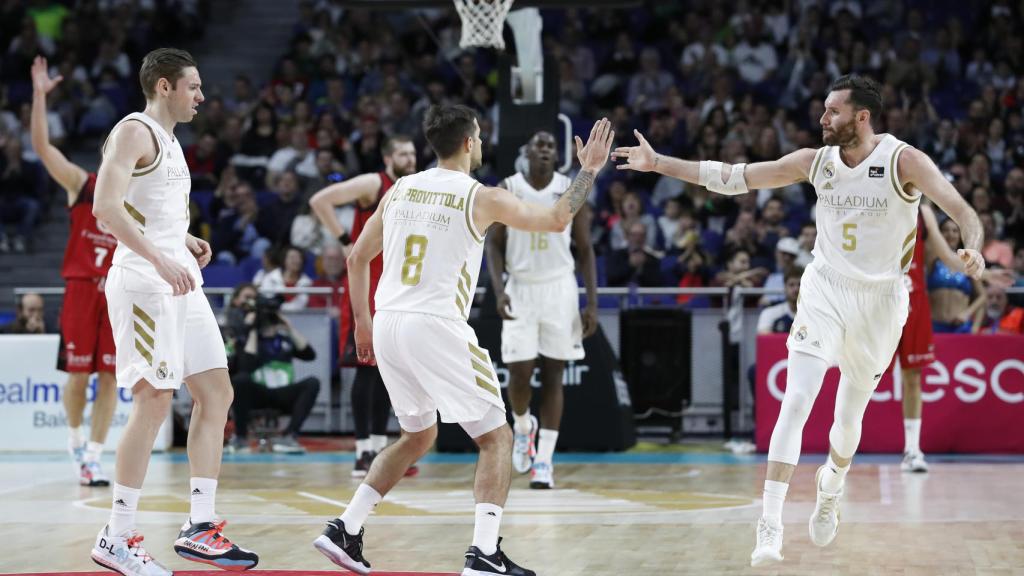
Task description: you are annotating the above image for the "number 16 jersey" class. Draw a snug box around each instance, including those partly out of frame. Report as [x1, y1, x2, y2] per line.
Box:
[374, 167, 485, 321]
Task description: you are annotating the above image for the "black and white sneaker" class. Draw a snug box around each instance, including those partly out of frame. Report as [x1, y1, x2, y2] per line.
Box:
[462, 538, 535, 576]
[313, 518, 371, 575]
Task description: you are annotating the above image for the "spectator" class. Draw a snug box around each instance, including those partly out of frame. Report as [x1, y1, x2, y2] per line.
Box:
[308, 243, 346, 313]
[227, 296, 321, 454]
[795, 222, 816, 267]
[979, 282, 1024, 334]
[607, 221, 664, 287]
[1, 292, 47, 334]
[258, 170, 305, 248]
[761, 237, 801, 306]
[980, 211, 1013, 268]
[627, 48, 674, 113]
[259, 246, 313, 311]
[758, 267, 802, 335]
[713, 248, 769, 291]
[0, 138, 41, 253]
[609, 191, 657, 250]
[185, 131, 224, 191]
[266, 124, 318, 189]
[211, 181, 269, 264]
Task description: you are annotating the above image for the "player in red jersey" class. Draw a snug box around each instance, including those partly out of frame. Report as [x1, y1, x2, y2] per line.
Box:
[898, 197, 1014, 472]
[310, 135, 418, 477]
[31, 56, 118, 486]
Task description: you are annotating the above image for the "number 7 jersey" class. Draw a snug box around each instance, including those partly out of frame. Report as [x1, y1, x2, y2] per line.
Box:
[808, 134, 920, 283]
[374, 167, 485, 321]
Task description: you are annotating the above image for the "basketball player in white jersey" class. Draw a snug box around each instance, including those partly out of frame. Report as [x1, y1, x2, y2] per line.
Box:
[312, 105, 613, 576]
[89, 48, 258, 575]
[485, 131, 599, 489]
[612, 74, 984, 566]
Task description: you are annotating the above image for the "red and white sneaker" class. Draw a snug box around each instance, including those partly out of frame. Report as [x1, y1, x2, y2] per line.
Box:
[91, 525, 172, 576]
[80, 459, 111, 487]
[173, 518, 259, 571]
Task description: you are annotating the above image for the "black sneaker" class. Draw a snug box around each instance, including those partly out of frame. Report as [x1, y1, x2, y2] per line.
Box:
[351, 450, 377, 478]
[173, 518, 259, 570]
[462, 538, 535, 576]
[313, 518, 371, 575]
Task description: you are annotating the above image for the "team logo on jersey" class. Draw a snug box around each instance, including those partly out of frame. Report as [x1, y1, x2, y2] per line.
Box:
[156, 361, 169, 380]
[868, 166, 885, 178]
[794, 325, 808, 342]
[822, 162, 835, 179]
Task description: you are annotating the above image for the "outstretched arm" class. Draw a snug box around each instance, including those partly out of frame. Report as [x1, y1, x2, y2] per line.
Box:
[611, 129, 816, 192]
[899, 148, 984, 278]
[30, 56, 87, 204]
[347, 195, 387, 365]
[475, 118, 614, 232]
[309, 172, 383, 246]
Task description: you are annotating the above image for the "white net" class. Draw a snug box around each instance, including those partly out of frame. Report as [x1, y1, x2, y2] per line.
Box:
[454, 0, 514, 50]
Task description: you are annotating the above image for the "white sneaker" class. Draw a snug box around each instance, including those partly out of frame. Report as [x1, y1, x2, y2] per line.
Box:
[90, 525, 172, 576]
[901, 451, 929, 473]
[529, 460, 554, 489]
[512, 415, 537, 474]
[80, 459, 111, 487]
[750, 517, 783, 567]
[809, 465, 843, 547]
[69, 439, 85, 477]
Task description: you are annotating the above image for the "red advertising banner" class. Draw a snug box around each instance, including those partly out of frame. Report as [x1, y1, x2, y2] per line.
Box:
[755, 334, 1024, 453]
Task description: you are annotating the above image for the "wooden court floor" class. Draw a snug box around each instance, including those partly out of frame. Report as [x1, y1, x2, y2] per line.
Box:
[1, 449, 1022, 576]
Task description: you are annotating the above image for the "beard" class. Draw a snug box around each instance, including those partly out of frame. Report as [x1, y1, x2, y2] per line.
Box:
[393, 162, 416, 177]
[822, 120, 859, 147]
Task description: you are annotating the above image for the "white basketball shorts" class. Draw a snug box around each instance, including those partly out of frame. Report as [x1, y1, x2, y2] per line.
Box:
[787, 261, 909, 390]
[373, 310, 506, 431]
[500, 273, 584, 363]
[105, 265, 227, 390]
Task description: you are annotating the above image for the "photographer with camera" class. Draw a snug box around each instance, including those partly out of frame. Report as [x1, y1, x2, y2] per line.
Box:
[225, 283, 321, 454]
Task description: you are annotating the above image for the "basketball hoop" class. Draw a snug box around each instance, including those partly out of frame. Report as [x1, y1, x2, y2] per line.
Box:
[454, 0, 514, 50]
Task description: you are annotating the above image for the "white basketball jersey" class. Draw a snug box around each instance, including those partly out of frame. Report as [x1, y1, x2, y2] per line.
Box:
[808, 134, 920, 283]
[374, 167, 484, 321]
[503, 172, 575, 283]
[108, 112, 201, 293]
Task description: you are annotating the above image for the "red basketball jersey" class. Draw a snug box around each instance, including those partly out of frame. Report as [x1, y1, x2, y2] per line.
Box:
[339, 171, 395, 366]
[62, 173, 117, 280]
[905, 214, 926, 295]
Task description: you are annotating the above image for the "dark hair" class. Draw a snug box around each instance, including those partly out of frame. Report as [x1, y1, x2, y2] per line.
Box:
[382, 134, 413, 156]
[423, 104, 477, 159]
[139, 48, 197, 100]
[828, 74, 882, 122]
[230, 282, 256, 307]
[784, 267, 805, 282]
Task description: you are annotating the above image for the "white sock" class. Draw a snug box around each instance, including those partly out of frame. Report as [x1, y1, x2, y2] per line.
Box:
[535, 429, 559, 464]
[189, 477, 218, 524]
[84, 441, 104, 463]
[371, 434, 388, 453]
[762, 480, 788, 527]
[512, 410, 532, 435]
[904, 418, 921, 454]
[820, 455, 849, 494]
[472, 503, 503, 556]
[340, 483, 382, 535]
[68, 427, 84, 451]
[109, 483, 141, 535]
[355, 438, 373, 457]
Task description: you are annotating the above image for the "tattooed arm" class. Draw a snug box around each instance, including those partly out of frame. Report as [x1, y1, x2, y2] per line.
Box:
[475, 118, 614, 232]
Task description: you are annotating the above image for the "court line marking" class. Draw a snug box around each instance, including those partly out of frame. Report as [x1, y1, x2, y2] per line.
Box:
[878, 464, 893, 505]
[298, 491, 349, 508]
[0, 478, 63, 496]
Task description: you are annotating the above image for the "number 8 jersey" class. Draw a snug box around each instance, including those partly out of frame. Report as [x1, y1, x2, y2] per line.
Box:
[374, 167, 485, 321]
[808, 134, 920, 283]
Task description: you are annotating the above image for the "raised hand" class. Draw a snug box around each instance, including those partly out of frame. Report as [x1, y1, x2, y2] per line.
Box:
[31, 56, 63, 95]
[575, 117, 615, 173]
[611, 129, 657, 172]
